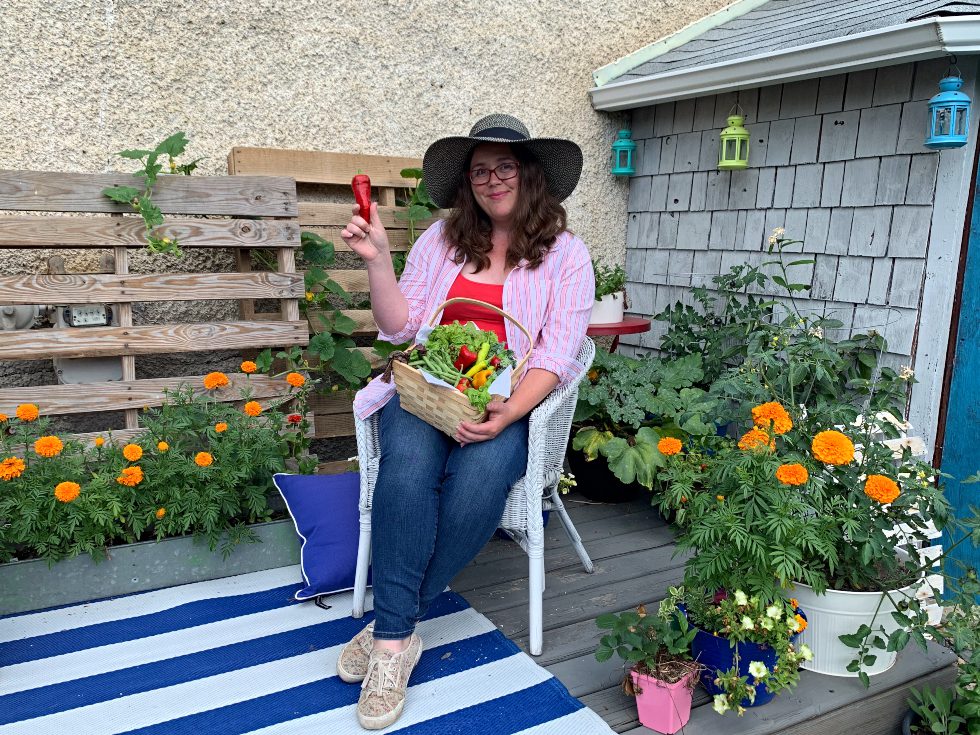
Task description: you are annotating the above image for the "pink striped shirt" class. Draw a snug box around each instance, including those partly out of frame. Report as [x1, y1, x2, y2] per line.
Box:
[352, 219, 595, 419]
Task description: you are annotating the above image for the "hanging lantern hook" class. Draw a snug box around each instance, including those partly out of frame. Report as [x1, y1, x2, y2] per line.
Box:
[947, 54, 961, 78]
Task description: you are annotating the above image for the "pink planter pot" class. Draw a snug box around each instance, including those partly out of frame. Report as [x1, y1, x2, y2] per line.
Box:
[630, 668, 696, 734]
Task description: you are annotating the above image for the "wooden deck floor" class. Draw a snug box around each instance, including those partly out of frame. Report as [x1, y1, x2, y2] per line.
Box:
[452, 490, 957, 735]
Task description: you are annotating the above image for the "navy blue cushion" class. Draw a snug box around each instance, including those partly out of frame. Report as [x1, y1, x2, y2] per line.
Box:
[273, 472, 367, 601]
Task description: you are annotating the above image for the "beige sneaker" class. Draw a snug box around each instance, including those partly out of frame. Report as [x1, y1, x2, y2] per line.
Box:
[356, 634, 423, 730]
[337, 622, 375, 683]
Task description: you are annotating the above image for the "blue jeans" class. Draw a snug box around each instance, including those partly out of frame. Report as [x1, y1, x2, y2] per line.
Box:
[371, 395, 529, 639]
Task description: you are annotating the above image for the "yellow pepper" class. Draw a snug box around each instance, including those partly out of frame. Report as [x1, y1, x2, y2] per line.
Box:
[471, 368, 494, 389]
[464, 360, 487, 378]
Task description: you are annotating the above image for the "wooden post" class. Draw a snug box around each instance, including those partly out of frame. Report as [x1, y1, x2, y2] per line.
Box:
[114, 245, 139, 430]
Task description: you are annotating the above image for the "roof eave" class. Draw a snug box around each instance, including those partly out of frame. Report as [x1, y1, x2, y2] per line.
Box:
[590, 16, 980, 111]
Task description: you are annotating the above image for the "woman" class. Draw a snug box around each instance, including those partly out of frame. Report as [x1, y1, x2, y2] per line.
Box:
[337, 114, 594, 730]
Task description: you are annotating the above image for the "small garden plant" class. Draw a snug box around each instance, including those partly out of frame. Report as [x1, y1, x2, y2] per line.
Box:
[592, 258, 626, 300]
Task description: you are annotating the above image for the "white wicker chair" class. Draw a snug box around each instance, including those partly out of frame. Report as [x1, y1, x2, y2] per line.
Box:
[351, 338, 597, 655]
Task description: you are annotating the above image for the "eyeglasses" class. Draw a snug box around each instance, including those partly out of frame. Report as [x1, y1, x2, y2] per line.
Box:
[468, 161, 520, 185]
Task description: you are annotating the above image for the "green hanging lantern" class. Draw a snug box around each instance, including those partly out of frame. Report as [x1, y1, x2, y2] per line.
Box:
[611, 129, 636, 176]
[718, 111, 750, 170]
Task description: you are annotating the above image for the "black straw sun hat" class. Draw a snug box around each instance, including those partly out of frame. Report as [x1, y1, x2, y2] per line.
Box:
[422, 113, 583, 209]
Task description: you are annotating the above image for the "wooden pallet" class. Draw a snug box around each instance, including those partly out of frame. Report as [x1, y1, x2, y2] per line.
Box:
[227, 146, 445, 441]
[0, 169, 307, 440]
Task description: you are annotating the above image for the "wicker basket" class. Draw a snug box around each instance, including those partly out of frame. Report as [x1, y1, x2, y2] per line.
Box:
[393, 297, 532, 437]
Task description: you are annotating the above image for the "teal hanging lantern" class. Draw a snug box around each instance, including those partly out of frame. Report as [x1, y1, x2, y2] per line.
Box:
[611, 129, 636, 176]
[718, 107, 750, 170]
[926, 62, 971, 149]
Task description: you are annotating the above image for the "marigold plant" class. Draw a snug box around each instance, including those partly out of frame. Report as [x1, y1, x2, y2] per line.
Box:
[54, 481, 81, 503]
[203, 372, 230, 390]
[0, 413, 8, 423]
[0, 457, 26, 481]
[811, 430, 855, 465]
[34, 435, 64, 458]
[215, 423, 228, 433]
[195, 452, 214, 467]
[240, 361, 257, 374]
[122, 444, 143, 462]
[738, 427, 774, 452]
[156, 507, 167, 519]
[864, 474, 900, 504]
[286, 372, 306, 388]
[157, 441, 169, 452]
[94, 436, 105, 447]
[658, 437, 683, 456]
[16, 404, 39, 421]
[117, 466, 144, 487]
[775, 463, 809, 486]
[752, 402, 792, 435]
[244, 401, 262, 417]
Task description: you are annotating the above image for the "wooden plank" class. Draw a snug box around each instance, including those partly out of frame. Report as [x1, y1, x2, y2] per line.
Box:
[308, 392, 356, 416]
[276, 247, 300, 322]
[322, 269, 369, 292]
[318, 459, 357, 475]
[299, 202, 445, 229]
[113, 245, 139, 430]
[0, 320, 308, 361]
[313, 411, 356, 439]
[0, 216, 300, 249]
[229, 147, 422, 188]
[0, 271, 304, 304]
[0, 171, 298, 216]
[0, 374, 295, 417]
[302, 226, 413, 252]
[254, 308, 377, 335]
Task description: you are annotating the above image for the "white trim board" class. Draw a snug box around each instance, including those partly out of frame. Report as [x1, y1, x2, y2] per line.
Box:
[590, 16, 980, 110]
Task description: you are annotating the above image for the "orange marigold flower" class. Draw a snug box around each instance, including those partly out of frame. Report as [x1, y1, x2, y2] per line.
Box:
[244, 401, 262, 417]
[156, 507, 167, 520]
[203, 372, 230, 390]
[812, 430, 855, 465]
[195, 451, 214, 467]
[0, 456, 26, 481]
[286, 372, 306, 388]
[240, 361, 257, 374]
[157, 441, 169, 452]
[0, 413, 7, 422]
[794, 614, 808, 632]
[16, 404, 39, 422]
[34, 435, 64, 458]
[116, 466, 144, 487]
[864, 474, 901, 504]
[215, 422, 228, 433]
[54, 481, 81, 503]
[790, 598, 800, 610]
[94, 436, 105, 448]
[716, 494, 725, 502]
[587, 369, 599, 383]
[123, 444, 143, 462]
[739, 427, 774, 452]
[658, 437, 683, 456]
[776, 463, 809, 486]
[752, 402, 793, 435]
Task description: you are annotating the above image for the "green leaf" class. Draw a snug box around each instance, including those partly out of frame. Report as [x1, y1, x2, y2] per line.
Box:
[595, 613, 617, 629]
[308, 332, 336, 362]
[400, 167, 424, 180]
[102, 185, 141, 204]
[330, 347, 372, 384]
[300, 232, 335, 265]
[572, 428, 614, 461]
[155, 131, 189, 158]
[117, 149, 152, 160]
[332, 311, 358, 336]
[406, 204, 432, 221]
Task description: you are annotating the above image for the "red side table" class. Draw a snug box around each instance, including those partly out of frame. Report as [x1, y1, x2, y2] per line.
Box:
[586, 316, 651, 352]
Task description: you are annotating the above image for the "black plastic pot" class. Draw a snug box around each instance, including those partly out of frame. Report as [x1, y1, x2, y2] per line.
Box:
[901, 709, 915, 735]
[566, 449, 643, 503]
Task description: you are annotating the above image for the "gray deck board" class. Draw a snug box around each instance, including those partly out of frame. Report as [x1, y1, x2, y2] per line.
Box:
[452, 489, 958, 734]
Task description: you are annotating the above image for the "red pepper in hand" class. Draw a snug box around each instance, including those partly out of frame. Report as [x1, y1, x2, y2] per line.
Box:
[456, 378, 470, 392]
[454, 345, 479, 372]
[351, 173, 371, 221]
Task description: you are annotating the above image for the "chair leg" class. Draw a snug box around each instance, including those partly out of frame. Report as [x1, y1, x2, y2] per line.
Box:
[352, 520, 371, 619]
[528, 552, 545, 656]
[551, 491, 595, 574]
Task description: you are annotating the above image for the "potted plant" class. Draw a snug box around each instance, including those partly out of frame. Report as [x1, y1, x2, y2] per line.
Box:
[595, 592, 700, 734]
[590, 258, 627, 325]
[570, 349, 718, 502]
[903, 566, 980, 734]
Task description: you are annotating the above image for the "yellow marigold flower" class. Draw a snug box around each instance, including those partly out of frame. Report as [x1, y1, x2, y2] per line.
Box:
[156, 507, 167, 520]
[123, 444, 143, 462]
[286, 372, 306, 388]
[716, 494, 725, 502]
[812, 430, 855, 465]
[34, 435, 64, 458]
[776, 463, 809, 486]
[241, 361, 257, 374]
[587, 369, 599, 383]
[244, 401, 262, 417]
[658, 437, 683, 456]
[739, 427, 774, 452]
[195, 451, 214, 467]
[203, 372, 230, 390]
[116, 466, 144, 487]
[54, 481, 81, 503]
[157, 441, 169, 452]
[16, 404, 39, 422]
[752, 402, 792, 435]
[94, 436, 105, 447]
[864, 474, 900, 504]
[0, 456, 26, 481]
[0, 413, 7, 422]
[215, 422, 228, 433]
[305, 291, 314, 301]
[794, 614, 808, 632]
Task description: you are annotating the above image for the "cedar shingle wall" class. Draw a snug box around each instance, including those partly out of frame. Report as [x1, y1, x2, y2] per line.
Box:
[620, 58, 951, 370]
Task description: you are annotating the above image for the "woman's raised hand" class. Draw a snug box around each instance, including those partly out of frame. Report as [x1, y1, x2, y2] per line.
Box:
[340, 202, 391, 264]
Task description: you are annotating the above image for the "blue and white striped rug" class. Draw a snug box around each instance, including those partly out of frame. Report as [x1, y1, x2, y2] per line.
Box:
[0, 566, 615, 734]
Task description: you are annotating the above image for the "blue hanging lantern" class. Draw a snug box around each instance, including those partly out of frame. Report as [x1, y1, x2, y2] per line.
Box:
[926, 61, 971, 150]
[611, 129, 636, 176]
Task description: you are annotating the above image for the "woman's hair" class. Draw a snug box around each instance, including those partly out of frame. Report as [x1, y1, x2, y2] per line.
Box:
[443, 144, 567, 271]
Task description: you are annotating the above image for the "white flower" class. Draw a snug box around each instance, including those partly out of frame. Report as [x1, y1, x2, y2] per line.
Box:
[851, 414, 864, 428]
[899, 365, 915, 380]
[798, 404, 808, 421]
[768, 226, 786, 245]
[712, 694, 731, 715]
[742, 616, 755, 630]
[807, 325, 824, 339]
[748, 661, 769, 679]
[883, 436, 927, 458]
[761, 617, 775, 630]
[799, 644, 814, 661]
[766, 604, 783, 619]
[875, 410, 911, 432]
[788, 616, 802, 632]
[734, 590, 749, 606]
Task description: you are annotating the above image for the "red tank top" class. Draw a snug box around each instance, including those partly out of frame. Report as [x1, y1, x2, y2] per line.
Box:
[439, 272, 507, 342]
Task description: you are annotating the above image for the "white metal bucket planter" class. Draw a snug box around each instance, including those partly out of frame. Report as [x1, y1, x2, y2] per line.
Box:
[590, 292, 625, 325]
